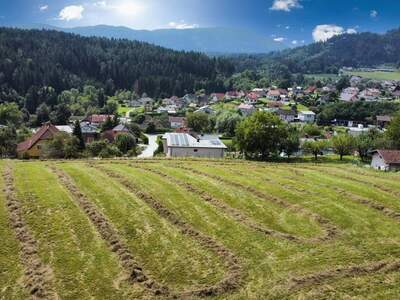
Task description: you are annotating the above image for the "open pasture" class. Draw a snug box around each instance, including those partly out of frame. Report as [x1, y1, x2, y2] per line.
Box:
[1, 159, 400, 299]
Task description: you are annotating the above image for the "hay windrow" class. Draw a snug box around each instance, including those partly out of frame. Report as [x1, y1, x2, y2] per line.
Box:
[131, 164, 302, 242]
[48, 165, 170, 297]
[92, 164, 244, 298]
[2, 165, 57, 299]
[287, 260, 400, 291]
[170, 164, 338, 244]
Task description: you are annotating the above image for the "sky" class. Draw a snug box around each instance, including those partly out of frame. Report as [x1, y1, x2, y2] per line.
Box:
[1, 0, 400, 44]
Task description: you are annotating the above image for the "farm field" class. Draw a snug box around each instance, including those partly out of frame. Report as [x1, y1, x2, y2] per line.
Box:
[344, 71, 400, 81]
[1, 159, 400, 299]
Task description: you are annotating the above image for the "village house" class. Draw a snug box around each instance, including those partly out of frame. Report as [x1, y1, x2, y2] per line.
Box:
[80, 122, 99, 144]
[276, 109, 297, 123]
[225, 91, 244, 100]
[162, 133, 227, 158]
[267, 89, 281, 101]
[371, 150, 400, 171]
[392, 86, 400, 98]
[359, 88, 381, 101]
[350, 76, 362, 87]
[298, 111, 316, 123]
[157, 105, 178, 115]
[17, 122, 59, 158]
[304, 86, 317, 95]
[340, 87, 359, 102]
[348, 124, 373, 136]
[245, 92, 260, 104]
[169, 116, 187, 129]
[85, 114, 115, 126]
[210, 93, 225, 103]
[238, 103, 256, 116]
[376, 115, 392, 128]
[102, 124, 131, 143]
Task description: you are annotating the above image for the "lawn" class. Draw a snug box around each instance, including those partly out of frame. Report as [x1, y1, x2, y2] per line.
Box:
[1, 159, 400, 299]
[345, 71, 400, 81]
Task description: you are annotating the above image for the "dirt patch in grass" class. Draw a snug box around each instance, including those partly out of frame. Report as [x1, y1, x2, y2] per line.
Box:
[171, 164, 338, 244]
[132, 164, 302, 242]
[288, 260, 400, 292]
[92, 163, 243, 298]
[2, 165, 57, 299]
[48, 165, 169, 297]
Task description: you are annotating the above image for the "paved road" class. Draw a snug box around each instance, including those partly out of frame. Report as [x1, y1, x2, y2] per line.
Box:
[138, 134, 159, 158]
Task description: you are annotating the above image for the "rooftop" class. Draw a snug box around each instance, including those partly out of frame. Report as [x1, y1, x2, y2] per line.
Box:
[163, 133, 227, 149]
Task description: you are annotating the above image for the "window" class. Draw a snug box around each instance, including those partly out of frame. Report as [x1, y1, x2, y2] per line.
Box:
[194, 149, 198, 152]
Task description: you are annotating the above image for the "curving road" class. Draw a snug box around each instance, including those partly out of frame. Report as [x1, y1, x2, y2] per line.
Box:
[138, 134, 159, 158]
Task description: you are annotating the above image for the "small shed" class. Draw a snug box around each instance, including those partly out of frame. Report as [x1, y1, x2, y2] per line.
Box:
[371, 150, 400, 171]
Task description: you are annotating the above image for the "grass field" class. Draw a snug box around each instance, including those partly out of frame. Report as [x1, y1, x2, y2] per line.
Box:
[345, 71, 400, 81]
[1, 159, 400, 299]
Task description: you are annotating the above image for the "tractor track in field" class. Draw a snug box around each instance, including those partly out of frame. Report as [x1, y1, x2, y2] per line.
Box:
[2, 165, 57, 300]
[128, 164, 302, 242]
[169, 164, 338, 244]
[48, 165, 170, 297]
[92, 164, 243, 299]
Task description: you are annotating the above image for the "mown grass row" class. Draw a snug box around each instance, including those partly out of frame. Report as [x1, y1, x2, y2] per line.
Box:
[3, 159, 400, 299]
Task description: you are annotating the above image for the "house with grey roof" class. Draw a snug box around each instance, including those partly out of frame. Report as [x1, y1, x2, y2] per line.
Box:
[162, 133, 227, 158]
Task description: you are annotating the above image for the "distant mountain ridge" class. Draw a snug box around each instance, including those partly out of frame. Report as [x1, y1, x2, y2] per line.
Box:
[256, 28, 400, 74]
[0, 23, 285, 54]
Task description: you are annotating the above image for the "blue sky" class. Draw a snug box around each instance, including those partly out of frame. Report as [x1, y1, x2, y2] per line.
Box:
[1, 0, 399, 44]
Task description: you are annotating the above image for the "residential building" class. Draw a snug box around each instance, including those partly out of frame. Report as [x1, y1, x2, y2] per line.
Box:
[245, 92, 260, 104]
[238, 103, 256, 116]
[371, 150, 400, 171]
[350, 76, 362, 87]
[210, 93, 225, 103]
[376, 115, 392, 128]
[55, 125, 73, 134]
[304, 86, 317, 95]
[162, 133, 227, 158]
[276, 109, 297, 123]
[340, 87, 359, 102]
[85, 114, 115, 126]
[169, 116, 187, 129]
[359, 88, 381, 101]
[267, 89, 281, 101]
[298, 111, 316, 123]
[17, 122, 59, 158]
[102, 124, 131, 143]
[348, 124, 372, 136]
[80, 122, 99, 144]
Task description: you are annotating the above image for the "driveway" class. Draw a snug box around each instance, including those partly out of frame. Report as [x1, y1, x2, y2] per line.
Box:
[138, 134, 159, 158]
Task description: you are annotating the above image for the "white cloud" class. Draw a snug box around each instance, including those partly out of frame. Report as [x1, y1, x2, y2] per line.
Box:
[168, 21, 199, 30]
[270, 0, 302, 12]
[292, 40, 298, 45]
[312, 24, 357, 42]
[273, 37, 286, 42]
[346, 28, 357, 34]
[58, 5, 84, 21]
[370, 10, 378, 18]
[285, 25, 290, 29]
[39, 5, 48, 11]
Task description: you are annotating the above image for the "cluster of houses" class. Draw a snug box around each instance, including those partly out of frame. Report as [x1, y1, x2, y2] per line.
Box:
[16, 115, 132, 158]
[340, 76, 400, 102]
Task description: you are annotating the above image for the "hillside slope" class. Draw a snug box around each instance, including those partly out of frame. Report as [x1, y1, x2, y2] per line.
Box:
[0, 27, 233, 98]
[231, 28, 400, 74]
[2, 159, 400, 299]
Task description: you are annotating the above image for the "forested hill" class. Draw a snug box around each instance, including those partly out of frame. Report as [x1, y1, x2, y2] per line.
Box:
[0, 27, 234, 99]
[232, 28, 400, 74]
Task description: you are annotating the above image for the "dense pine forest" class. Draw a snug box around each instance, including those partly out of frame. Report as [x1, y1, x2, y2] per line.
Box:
[0, 27, 234, 112]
